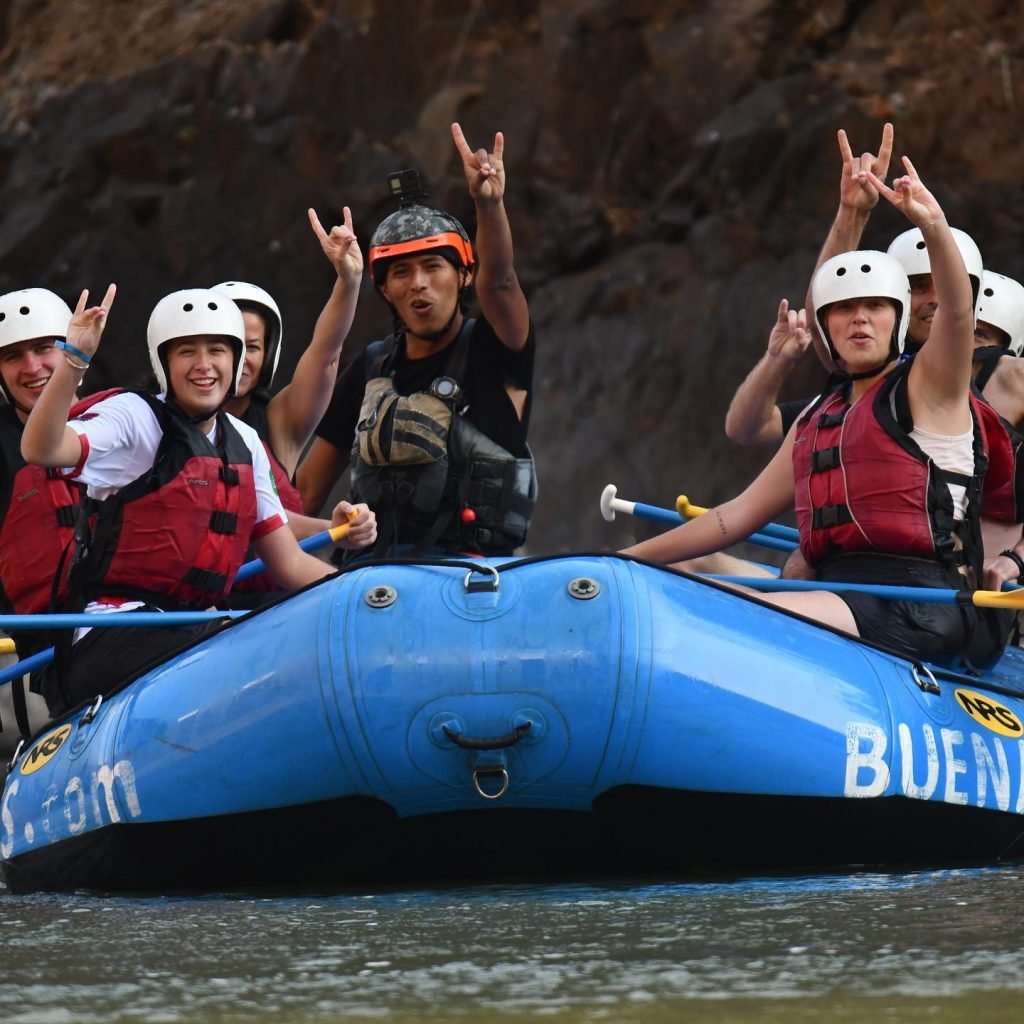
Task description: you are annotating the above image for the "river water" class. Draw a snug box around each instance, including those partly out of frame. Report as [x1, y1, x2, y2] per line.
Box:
[2, 867, 1023, 1023]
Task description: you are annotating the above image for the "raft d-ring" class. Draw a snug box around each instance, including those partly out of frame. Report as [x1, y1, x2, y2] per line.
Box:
[472, 765, 509, 800]
[7, 737, 25, 772]
[912, 663, 940, 695]
[80, 693, 103, 727]
[464, 564, 500, 594]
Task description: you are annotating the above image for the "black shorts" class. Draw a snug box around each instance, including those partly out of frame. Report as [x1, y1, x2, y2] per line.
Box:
[31, 617, 226, 717]
[816, 554, 1010, 667]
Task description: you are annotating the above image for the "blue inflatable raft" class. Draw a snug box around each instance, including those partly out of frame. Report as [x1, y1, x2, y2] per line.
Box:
[4, 554, 1024, 893]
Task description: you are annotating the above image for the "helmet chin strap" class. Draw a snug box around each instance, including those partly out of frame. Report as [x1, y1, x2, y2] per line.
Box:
[833, 335, 900, 382]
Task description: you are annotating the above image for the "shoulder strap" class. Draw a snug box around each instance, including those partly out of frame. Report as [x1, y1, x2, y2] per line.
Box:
[364, 335, 400, 380]
[441, 317, 477, 386]
[972, 347, 1005, 392]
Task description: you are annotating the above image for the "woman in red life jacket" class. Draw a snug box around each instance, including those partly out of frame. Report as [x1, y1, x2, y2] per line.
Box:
[215, 206, 363, 524]
[622, 157, 1006, 666]
[20, 286, 375, 716]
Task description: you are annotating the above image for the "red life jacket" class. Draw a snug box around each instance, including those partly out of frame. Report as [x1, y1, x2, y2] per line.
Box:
[71, 393, 259, 610]
[793, 363, 986, 574]
[972, 390, 1024, 524]
[228, 441, 305, 595]
[0, 391, 121, 615]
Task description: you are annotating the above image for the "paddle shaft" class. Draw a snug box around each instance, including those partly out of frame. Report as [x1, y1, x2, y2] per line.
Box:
[604, 492, 796, 554]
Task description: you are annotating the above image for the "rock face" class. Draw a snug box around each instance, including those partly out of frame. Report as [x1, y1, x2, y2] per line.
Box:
[2, 0, 1023, 553]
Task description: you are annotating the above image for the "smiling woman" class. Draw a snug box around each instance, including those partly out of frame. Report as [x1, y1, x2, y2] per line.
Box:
[17, 285, 374, 717]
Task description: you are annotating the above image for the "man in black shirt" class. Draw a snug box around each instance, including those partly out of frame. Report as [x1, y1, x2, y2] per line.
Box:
[297, 123, 536, 556]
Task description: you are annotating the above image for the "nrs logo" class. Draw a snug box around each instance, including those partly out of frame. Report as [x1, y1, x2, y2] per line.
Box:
[954, 689, 1023, 738]
[20, 724, 72, 776]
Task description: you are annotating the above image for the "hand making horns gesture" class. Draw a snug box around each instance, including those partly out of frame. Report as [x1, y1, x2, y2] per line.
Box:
[66, 283, 117, 360]
[452, 122, 506, 203]
[307, 206, 363, 285]
[837, 122, 893, 214]
[864, 156, 944, 229]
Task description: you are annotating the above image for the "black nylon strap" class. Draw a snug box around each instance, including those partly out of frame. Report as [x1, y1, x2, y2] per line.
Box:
[209, 510, 238, 535]
[811, 447, 841, 471]
[812, 505, 854, 529]
[183, 566, 228, 593]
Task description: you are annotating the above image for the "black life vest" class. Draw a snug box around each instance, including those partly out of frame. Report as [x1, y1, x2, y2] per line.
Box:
[349, 320, 537, 555]
[67, 393, 259, 611]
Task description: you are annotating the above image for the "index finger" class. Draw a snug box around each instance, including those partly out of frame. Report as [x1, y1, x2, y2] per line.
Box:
[492, 130, 504, 163]
[342, 205, 353, 233]
[900, 154, 921, 181]
[99, 282, 116, 313]
[837, 128, 853, 167]
[307, 207, 329, 242]
[875, 122, 894, 175]
[451, 122, 472, 158]
[74, 289, 89, 316]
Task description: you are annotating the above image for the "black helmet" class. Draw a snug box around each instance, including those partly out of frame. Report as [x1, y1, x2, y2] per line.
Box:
[368, 189, 474, 292]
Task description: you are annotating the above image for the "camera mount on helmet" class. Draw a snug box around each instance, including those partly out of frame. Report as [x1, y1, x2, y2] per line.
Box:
[388, 168, 430, 208]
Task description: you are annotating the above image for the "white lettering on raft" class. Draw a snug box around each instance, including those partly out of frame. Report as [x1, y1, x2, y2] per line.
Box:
[1, 760, 142, 859]
[845, 721, 1024, 812]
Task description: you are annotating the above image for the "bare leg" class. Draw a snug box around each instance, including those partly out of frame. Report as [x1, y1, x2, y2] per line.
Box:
[672, 552, 778, 577]
[754, 590, 859, 634]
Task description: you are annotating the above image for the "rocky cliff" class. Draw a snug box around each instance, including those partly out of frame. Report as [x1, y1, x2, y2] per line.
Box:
[2, 0, 1022, 552]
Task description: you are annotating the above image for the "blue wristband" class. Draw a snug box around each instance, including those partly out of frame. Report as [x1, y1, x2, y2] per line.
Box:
[56, 340, 92, 366]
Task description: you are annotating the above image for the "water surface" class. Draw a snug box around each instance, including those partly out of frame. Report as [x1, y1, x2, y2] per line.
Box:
[3, 868, 1022, 1023]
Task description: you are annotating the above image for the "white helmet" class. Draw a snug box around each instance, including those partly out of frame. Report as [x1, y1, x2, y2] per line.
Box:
[0, 288, 73, 351]
[811, 250, 911, 363]
[146, 288, 246, 396]
[977, 270, 1024, 357]
[886, 226, 983, 314]
[212, 280, 283, 389]
[0, 288, 74, 403]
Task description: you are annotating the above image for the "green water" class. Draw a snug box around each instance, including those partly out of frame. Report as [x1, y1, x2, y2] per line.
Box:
[2, 868, 1022, 1023]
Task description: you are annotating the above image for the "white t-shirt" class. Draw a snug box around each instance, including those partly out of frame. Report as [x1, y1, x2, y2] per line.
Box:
[910, 423, 975, 520]
[61, 392, 287, 623]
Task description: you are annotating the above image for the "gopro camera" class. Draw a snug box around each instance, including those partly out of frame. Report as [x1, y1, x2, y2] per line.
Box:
[388, 168, 429, 207]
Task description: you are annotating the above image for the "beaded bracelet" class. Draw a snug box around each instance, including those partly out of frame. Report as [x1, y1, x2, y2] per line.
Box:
[55, 340, 92, 369]
[1000, 548, 1024, 582]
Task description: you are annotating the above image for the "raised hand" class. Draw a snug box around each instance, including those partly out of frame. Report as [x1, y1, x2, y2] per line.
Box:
[767, 299, 811, 363]
[837, 122, 893, 213]
[451, 122, 505, 203]
[865, 156, 944, 229]
[308, 206, 363, 284]
[66, 283, 116, 359]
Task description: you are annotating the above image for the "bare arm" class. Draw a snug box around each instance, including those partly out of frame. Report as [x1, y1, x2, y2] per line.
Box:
[266, 207, 362, 476]
[867, 159, 973, 425]
[725, 300, 810, 445]
[983, 358, 1024, 429]
[296, 436, 349, 515]
[620, 429, 797, 565]
[253, 523, 336, 590]
[285, 500, 377, 549]
[804, 123, 894, 368]
[22, 285, 116, 467]
[451, 122, 529, 351]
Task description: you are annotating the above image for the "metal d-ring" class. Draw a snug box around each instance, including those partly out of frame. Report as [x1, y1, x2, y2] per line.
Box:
[79, 693, 103, 726]
[463, 564, 500, 594]
[912, 663, 940, 695]
[7, 737, 25, 772]
[472, 765, 509, 800]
